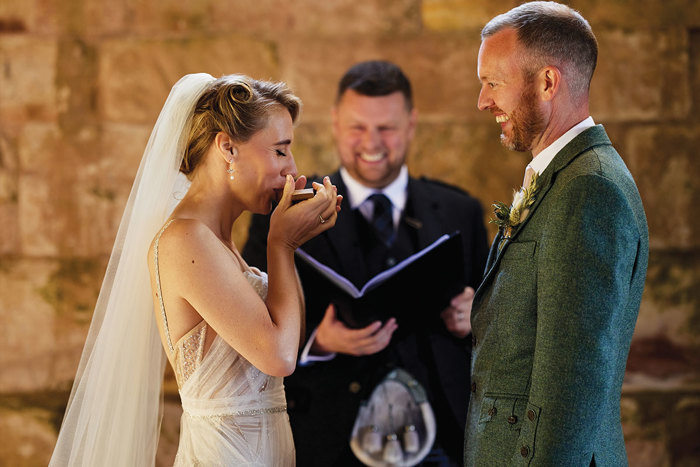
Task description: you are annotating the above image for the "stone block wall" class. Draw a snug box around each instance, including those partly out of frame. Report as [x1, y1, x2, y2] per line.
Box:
[1, 0, 698, 465]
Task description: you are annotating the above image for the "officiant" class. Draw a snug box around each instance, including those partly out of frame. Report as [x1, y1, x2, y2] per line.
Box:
[243, 60, 488, 466]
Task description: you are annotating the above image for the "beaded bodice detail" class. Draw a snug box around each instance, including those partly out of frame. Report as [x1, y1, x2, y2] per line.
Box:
[173, 321, 207, 387]
[168, 271, 269, 388]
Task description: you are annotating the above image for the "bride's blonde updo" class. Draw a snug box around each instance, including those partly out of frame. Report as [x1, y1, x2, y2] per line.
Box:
[181, 74, 302, 178]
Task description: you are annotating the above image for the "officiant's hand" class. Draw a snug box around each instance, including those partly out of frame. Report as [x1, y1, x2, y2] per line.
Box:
[312, 304, 398, 356]
[440, 286, 474, 338]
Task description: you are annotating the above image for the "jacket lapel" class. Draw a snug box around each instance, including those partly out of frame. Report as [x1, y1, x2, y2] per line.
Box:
[404, 178, 445, 249]
[477, 167, 555, 286]
[317, 172, 368, 287]
[510, 126, 612, 242]
[477, 125, 613, 292]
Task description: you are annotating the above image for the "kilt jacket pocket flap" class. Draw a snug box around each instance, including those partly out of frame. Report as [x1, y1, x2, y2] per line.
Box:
[479, 392, 528, 429]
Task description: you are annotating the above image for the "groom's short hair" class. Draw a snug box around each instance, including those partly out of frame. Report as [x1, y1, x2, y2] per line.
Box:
[336, 60, 413, 110]
[482, 1, 598, 102]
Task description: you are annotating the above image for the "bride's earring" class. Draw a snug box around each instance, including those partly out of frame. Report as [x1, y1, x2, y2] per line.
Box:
[226, 148, 237, 180]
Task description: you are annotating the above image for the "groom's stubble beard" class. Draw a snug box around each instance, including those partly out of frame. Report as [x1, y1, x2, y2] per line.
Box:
[500, 79, 546, 153]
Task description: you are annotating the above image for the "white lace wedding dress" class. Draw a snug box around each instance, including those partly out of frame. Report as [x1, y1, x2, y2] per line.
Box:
[154, 226, 296, 466]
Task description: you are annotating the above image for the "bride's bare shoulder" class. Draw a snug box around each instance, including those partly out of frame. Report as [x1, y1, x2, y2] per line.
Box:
[148, 218, 221, 263]
[161, 217, 214, 238]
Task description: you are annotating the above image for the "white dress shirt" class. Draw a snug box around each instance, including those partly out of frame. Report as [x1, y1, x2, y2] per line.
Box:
[526, 116, 595, 180]
[340, 165, 408, 228]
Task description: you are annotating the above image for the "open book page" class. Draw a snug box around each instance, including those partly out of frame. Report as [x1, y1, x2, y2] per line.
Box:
[294, 233, 452, 298]
[362, 234, 450, 294]
[295, 231, 465, 329]
[294, 248, 361, 297]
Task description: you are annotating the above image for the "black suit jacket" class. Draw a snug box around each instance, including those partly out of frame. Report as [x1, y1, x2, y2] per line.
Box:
[243, 171, 488, 466]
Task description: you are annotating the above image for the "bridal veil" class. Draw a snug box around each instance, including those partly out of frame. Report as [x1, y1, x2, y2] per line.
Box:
[50, 73, 216, 466]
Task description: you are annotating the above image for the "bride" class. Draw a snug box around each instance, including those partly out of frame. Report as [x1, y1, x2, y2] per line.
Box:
[49, 73, 341, 466]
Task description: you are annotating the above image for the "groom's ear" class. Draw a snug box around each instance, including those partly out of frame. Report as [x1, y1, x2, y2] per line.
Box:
[537, 66, 562, 102]
[214, 132, 238, 162]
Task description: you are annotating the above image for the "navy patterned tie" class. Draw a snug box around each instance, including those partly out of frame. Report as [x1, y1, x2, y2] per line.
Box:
[368, 193, 395, 246]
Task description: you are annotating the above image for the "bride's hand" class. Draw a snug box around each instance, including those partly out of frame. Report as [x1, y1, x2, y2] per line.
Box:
[268, 175, 342, 250]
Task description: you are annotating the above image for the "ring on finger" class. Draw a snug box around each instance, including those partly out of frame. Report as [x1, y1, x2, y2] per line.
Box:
[319, 214, 328, 224]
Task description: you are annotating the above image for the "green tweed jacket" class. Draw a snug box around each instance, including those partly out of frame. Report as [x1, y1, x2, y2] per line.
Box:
[464, 126, 648, 466]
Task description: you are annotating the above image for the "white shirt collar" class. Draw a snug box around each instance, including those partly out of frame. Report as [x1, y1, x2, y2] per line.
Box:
[527, 116, 595, 176]
[339, 165, 408, 227]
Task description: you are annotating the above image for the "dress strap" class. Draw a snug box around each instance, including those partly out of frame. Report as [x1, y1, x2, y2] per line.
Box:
[154, 219, 176, 353]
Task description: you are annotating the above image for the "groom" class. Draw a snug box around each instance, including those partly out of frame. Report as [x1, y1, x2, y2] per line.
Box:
[465, 2, 648, 466]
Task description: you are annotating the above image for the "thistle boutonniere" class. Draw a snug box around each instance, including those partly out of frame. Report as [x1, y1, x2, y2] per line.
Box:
[490, 172, 539, 249]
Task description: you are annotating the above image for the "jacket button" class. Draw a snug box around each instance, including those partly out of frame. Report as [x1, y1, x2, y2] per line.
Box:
[488, 407, 497, 417]
[507, 415, 518, 424]
[349, 382, 361, 393]
[471, 382, 476, 393]
[520, 446, 529, 457]
[527, 409, 535, 421]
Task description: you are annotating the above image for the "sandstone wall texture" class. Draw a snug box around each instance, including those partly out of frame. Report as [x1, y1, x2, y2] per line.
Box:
[1, 0, 698, 465]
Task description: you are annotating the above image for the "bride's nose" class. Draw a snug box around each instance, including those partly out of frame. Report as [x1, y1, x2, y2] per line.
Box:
[283, 152, 298, 178]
